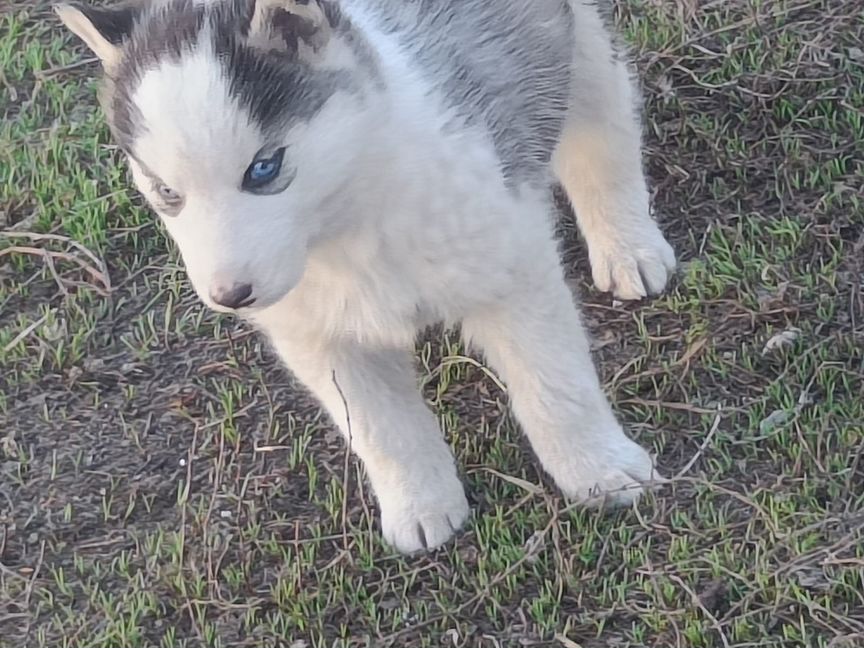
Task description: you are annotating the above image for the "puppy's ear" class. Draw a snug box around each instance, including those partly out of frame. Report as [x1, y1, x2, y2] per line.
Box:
[54, 2, 142, 68]
[247, 0, 336, 56]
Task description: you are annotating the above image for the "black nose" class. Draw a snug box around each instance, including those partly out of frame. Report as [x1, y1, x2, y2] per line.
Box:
[210, 283, 255, 309]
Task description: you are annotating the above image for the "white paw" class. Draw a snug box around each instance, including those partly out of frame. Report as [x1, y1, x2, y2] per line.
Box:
[588, 223, 676, 300]
[378, 474, 470, 554]
[552, 432, 663, 507]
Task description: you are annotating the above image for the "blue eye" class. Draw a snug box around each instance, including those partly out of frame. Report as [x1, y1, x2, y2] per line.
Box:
[243, 147, 286, 192]
[251, 161, 277, 180]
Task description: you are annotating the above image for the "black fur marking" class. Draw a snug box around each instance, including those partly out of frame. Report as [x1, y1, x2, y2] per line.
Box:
[109, 0, 207, 149]
[271, 7, 318, 54]
[105, 0, 355, 147]
[213, 27, 349, 132]
[122, 0, 206, 68]
[70, 1, 142, 45]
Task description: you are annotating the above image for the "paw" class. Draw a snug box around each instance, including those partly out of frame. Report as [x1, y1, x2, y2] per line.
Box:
[588, 223, 676, 300]
[378, 475, 470, 554]
[552, 432, 663, 507]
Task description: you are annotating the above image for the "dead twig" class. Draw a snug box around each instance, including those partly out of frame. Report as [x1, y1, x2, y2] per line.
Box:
[0, 244, 110, 296]
[34, 56, 99, 79]
[2, 314, 48, 353]
[332, 370, 354, 554]
[667, 572, 732, 648]
[674, 406, 723, 479]
[1, 230, 112, 292]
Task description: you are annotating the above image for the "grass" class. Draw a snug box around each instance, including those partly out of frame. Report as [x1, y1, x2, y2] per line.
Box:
[1, 0, 862, 646]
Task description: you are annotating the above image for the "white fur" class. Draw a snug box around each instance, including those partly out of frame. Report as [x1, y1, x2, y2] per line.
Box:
[553, 4, 676, 299]
[117, 1, 671, 553]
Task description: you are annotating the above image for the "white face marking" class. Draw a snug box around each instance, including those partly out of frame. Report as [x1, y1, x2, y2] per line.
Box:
[120, 19, 379, 313]
[132, 46, 257, 187]
[128, 43, 309, 311]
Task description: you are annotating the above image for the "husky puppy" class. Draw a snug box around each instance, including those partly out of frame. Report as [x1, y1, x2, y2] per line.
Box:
[57, 0, 676, 554]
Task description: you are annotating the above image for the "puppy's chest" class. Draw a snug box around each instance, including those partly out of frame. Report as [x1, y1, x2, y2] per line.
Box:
[255, 130, 528, 345]
[256, 249, 433, 346]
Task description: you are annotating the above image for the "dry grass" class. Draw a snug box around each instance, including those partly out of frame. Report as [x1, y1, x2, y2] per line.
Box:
[1, 1, 862, 646]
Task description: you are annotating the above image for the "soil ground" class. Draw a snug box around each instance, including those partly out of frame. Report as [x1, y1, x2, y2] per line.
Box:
[1, 1, 862, 646]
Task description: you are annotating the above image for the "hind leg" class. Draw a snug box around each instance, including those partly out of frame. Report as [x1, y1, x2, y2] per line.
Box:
[554, 2, 675, 300]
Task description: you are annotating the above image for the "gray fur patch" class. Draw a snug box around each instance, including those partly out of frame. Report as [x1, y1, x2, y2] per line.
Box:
[358, 0, 575, 187]
[99, 0, 573, 187]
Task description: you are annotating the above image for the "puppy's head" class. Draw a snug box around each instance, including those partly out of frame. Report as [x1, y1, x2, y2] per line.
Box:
[57, 0, 379, 311]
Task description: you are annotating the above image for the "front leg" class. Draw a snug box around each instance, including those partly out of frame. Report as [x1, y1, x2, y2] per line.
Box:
[462, 275, 660, 504]
[269, 335, 469, 554]
[552, 8, 675, 300]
